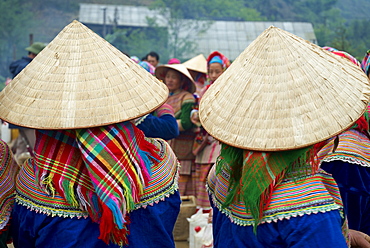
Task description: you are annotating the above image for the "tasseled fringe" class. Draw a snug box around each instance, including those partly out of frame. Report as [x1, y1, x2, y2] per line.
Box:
[87, 193, 100, 222]
[62, 179, 79, 208]
[76, 185, 90, 210]
[354, 115, 369, 133]
[121, 177, 135, 212]
[136, 135, 161, 184]
[217, 144, 315, 233]
[98, 203, 130, 246]
[40, 173, 56, 197]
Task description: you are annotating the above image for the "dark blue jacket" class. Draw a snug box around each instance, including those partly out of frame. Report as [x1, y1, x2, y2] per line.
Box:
[137, 114, 179, 140]
[9, 56, 32, 78]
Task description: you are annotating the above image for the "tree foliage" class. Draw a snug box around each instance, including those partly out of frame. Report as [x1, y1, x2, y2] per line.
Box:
[105, 24, 169, 61]
[0, 0, 34, 77]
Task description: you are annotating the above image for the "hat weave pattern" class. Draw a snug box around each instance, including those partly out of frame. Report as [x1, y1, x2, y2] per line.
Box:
[0, 20, 168, 129]
[199, 26, 370, 151]
[183, 54, 207, 74]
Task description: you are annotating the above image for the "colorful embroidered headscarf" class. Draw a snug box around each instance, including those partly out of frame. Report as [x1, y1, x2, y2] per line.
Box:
[362, 50, 370, 76]
[130, 56, 140, 64]
[322, 46, 338, 52]
[205, 51, 231, 89]
[332, 50, 361, 67]
[139, 61, 155, 75]
[207, 51, 230, 71]
[216, 142, 324, 229]
[34, 121, 161, 245]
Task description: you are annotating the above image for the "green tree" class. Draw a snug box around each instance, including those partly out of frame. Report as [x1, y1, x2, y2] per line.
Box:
[149, 0, 264, 59]
[105, 23, 170, 61]
[0, 0, 34, 78]
[245, 0, 296, 21]
[179, 0, 264, 21]
[311, 8, 345, 46]
[149, 0, 211, 59]
[345, 19, 370, 59]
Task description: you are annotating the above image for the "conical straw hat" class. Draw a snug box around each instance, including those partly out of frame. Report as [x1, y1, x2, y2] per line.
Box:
[199, 26, 370, 151]
[183, 54, 207, 74]
[155, 64, 196, 93]
[0, 20, 168, 129]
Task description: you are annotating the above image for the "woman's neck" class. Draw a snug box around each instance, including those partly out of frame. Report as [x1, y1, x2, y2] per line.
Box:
[169, 88, 182, 96]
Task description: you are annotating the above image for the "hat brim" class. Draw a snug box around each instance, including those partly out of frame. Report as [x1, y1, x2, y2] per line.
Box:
[0, 21, 169, 130]
[199, 26, 370, 151]
[183, 54, 207, 74]
[155, 64, 196, 94]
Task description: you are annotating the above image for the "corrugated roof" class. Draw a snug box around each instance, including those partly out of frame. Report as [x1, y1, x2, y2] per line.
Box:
[79, 3, 167, 27]
[79, 4, 317, 60]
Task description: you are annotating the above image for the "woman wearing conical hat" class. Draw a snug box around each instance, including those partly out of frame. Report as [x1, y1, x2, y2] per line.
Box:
[1, 21, 180, 247]
[200, 26, 370, 247]
[190, 51, 230, 212]
[155, 64, 197, 196]
[134, 59, 179, 141]
[183, 54, 208, 99]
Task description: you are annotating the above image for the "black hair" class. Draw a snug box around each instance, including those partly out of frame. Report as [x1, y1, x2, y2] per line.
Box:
[147, 51, 159, 61]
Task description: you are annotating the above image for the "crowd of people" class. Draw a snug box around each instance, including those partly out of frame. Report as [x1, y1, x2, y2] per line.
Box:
[1, 20, 370, 248]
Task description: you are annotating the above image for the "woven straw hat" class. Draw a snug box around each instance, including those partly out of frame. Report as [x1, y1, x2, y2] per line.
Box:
[183, 54, 207, 74]
[155, 64, 196, 93]
[199, 26, 370, 151]
[0, 20, 168, 130]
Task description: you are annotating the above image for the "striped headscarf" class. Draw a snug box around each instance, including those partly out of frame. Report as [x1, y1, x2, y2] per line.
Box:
[34, 122, 161, 245]
[323, 47, 361, 67]
[322, 46, 338, 52]
[216, 142, 324, 229]
[362, 50, 370, 76]
[207, 51, 230, 71]
[332, 50, 361, 67]
[139, 61, 155, 75]
[0, 140, 18, 232]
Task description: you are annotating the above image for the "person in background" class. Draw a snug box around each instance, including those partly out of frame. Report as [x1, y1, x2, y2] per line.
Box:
[155, 63, 197, 196]
[317, 50, 370, 236]
[146, 51, 160, 68]
[139, 61, 155, 75]
[9, 42, 46, 79]
[191, 51, 230, 212]
[202, 51, 230, 96]
[362, 50, 370, 78]
[135, 103, 179, 141]
[183, 54, 208, 100]
[200, 26, 370, 248]
[130, 56, 140, 64]
[8, 42, 46, 165]
[134, 59, 178, 140]
[318, 106, 370, 236]
[0, 139, 18, 248]
[2, 20, 180, 248]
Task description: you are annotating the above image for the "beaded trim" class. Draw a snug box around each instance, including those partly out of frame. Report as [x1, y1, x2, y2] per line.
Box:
[207, 166, 344, 226]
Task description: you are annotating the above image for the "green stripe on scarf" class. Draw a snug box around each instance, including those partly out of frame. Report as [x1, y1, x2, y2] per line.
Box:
[217, 143, 313, 230]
